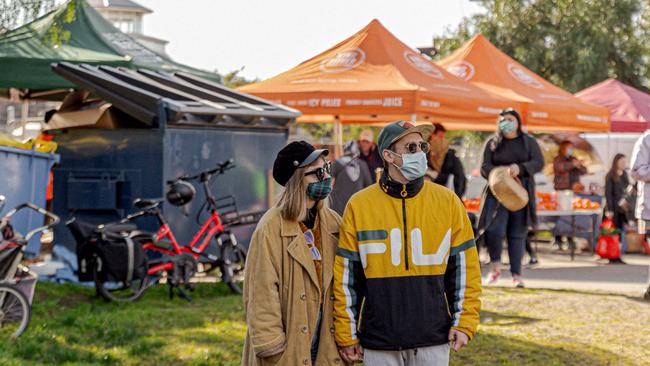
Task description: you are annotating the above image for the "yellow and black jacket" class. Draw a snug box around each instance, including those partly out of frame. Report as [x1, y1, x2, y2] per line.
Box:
[333, 174, 481, 350]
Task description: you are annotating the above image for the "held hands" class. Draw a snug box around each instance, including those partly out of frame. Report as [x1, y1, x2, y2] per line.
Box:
[338, 344, 363, 363]
[448, 329, 469, 352]
[508, 164, 520, 177]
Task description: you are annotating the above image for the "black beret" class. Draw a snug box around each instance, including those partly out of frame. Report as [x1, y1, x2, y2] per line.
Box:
[273, 141, 329, 186]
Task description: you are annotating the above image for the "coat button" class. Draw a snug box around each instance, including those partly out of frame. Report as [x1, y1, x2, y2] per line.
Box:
[330, 295, 335, 301]
[303, 358, 309, 365]
[330, 326, 335, 334]
[334, 358, 340, 364]
[300, 293, 307, 300]
[301, 326, 308, 333]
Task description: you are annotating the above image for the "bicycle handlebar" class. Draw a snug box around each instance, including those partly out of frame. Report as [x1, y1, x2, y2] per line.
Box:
[166, 159, 235, 185]
[3, 203, 60, 242]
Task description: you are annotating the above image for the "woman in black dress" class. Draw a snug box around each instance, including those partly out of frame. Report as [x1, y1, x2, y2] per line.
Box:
[604, 153, 630, 263]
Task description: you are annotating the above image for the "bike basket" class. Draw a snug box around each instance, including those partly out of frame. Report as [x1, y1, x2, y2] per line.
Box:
[223, 210, 265, 228]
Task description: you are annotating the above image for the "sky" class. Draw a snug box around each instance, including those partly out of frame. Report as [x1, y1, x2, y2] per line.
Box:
[134, 0, 483, 80]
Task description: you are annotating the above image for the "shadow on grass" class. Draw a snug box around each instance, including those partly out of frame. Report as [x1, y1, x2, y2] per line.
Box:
[480, 311, 541, 327]
[452, 332, 636, 366]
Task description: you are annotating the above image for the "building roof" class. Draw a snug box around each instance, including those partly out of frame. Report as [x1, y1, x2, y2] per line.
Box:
[89, 0, 152, 13]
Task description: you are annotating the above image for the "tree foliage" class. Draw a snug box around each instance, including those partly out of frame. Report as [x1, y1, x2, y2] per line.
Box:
[435, 0, 650, 92]
[0, 0, 56, 33]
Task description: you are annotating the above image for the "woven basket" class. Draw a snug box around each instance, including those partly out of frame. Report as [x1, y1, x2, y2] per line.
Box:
[488, 166, 529, 211]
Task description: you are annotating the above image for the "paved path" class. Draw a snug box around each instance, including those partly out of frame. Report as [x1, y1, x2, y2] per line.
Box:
[480, 242, 650, 297]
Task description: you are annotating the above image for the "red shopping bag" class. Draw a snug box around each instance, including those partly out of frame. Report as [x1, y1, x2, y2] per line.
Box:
[596, 218, 621, 259]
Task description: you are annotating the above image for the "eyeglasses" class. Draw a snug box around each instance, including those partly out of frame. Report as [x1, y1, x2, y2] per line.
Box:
[305, 161, 331, 181]
[397, 141, 430, 154]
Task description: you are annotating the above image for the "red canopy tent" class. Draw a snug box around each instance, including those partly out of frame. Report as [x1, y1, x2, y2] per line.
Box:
[575, 79, 650, 132]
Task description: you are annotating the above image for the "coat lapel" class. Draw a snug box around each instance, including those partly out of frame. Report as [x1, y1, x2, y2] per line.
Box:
[319, 209, 339, 294]
[282, 217, 321, 291]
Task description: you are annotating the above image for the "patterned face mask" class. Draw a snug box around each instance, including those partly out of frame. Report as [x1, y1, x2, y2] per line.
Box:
[307, 177, 332, 201]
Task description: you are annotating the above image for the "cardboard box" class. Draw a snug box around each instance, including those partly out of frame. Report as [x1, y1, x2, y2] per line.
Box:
[45, 90, 122, 130]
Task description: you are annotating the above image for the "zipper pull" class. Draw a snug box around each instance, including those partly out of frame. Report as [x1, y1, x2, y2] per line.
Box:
[400, 184, 407, 198]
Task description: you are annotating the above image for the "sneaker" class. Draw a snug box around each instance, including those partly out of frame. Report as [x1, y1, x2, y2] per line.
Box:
[513, 276, 525, 288]
[528, 256, 539, 267]
[644, 287, 650, 301]
[487, 271, 501, 284]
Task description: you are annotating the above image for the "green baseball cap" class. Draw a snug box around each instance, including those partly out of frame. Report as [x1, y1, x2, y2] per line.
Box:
[377, 120, 434, 157]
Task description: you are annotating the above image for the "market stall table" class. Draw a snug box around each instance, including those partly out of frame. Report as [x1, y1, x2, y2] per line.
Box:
[534, 209, 601, 260]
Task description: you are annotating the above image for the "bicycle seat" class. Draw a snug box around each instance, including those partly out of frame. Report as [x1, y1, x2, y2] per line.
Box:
[133, 198, 164, 209]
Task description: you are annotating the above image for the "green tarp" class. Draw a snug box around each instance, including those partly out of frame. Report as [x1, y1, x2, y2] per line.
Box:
[0, 0, 219, 91]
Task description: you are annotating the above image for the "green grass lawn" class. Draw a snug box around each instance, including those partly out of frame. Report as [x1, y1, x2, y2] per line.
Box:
[1, 282, 648, 365]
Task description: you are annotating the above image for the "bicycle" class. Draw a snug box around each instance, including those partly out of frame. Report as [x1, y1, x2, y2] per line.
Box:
[0, 195, 60, 337]
[69, 159, 256, 302]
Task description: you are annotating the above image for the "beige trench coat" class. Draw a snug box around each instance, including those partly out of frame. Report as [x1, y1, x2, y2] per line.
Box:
[241, 206, 346, 366]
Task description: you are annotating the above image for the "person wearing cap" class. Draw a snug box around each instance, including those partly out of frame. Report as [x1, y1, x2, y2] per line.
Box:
[333, 121, 481, 365]
[329, 140, 373, 216]
[426, 123, 467, 198]
[478, 109, 544, 288]
[358, 129, 383, 182]
[242, 141, 347, 365]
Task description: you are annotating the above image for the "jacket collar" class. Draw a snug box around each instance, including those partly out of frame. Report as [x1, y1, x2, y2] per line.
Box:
[379, 171, 424, 199]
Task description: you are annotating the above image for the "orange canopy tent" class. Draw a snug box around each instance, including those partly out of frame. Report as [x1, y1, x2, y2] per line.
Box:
[437, 34, 610, 132]
[239, 20, 516, 131]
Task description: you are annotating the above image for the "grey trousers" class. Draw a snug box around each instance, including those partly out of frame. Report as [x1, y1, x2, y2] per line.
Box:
[363, 343, 450, 366]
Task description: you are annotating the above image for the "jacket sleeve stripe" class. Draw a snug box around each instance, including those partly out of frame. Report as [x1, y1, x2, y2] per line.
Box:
[356, 230, 388, 241]
[452, 251, 467, 327]
[450, 239, 476, 256]
[342, 257, 358, 340]
[337, 247, 361, 261]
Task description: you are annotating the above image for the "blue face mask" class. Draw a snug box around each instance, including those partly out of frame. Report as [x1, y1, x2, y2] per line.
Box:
[498, 118, 516, 134]
[391, 151, 427, 181]
[566, 148, 574, 157]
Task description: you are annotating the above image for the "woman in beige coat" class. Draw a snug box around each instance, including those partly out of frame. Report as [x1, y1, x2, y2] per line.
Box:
[242, 141, 346, 366]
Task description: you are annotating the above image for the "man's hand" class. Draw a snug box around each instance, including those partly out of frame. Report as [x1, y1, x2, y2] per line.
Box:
[508, 164, 520, 177]
[338, 344, 363, 363]
[448, 329, 469, 352]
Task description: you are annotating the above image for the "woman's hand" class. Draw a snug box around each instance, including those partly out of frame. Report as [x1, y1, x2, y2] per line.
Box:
[508, 164, 520, 177]
[338, 344, 363, 363]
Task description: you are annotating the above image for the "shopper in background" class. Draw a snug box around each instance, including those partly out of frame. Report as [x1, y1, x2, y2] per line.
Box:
[478, 108, 544, 288]
[629, 132, 650, 300]
[358, 129, 383, 182]
[426, 123, 467, 198]
[329, 140, 373, 216]
[604, 153, 630, 263]
[553, 140, 588, 250]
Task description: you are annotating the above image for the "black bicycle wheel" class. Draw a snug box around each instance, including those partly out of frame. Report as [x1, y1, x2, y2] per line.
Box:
[218, 233, 247, 295]
[93, 258, 150, 302]
[0, 284, 31, 338]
